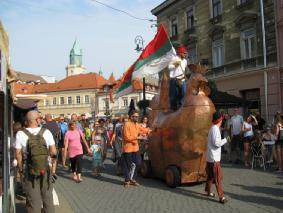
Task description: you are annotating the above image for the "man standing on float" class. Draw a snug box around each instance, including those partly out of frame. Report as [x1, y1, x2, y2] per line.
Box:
[168, 45, 189, 110]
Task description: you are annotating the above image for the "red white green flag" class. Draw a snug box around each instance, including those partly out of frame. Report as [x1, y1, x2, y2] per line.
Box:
[116, 24, 176, 97]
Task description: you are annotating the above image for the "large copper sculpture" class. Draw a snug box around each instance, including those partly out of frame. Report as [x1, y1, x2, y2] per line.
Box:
[142, 64, 215, 187]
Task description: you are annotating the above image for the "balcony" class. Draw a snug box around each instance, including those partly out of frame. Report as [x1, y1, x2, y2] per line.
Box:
[242, 57, 256, 69]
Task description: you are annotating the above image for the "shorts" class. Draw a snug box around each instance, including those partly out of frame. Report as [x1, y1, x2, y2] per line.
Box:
[231, 134, 243, 151]
[275, 140, 283, 148]
[92, 160, 102, 168]
[243, 136, 254, 144]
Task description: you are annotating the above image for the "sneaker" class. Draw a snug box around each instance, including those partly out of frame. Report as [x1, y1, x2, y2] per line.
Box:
[130, 180, 140, 186]
[219, 197, 228, 204]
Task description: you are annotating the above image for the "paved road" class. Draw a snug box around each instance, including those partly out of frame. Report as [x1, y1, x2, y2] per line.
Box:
[54, 151, 283, 213]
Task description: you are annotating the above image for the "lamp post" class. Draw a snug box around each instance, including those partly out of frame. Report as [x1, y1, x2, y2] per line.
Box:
[134, 35, 147, 116]
[103, 83, 114, 117]
[134, 35, 144, 52]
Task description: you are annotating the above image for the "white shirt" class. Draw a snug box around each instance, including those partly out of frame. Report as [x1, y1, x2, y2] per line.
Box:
[243, 122, 253, 137]
[15, 127, 55, 153]
[230, 115, 243, 135]
[168, 56, 188, 79]
[207, 125, 227, 162]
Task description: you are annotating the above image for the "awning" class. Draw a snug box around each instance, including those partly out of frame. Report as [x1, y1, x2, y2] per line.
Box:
[14, 94, 46, 109]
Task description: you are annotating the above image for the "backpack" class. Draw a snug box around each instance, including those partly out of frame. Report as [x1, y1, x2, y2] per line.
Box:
[23, 128, 49, 177]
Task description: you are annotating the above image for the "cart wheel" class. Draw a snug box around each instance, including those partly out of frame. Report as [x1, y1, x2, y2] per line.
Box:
[141, 160, 152, 178]
[165, 166, 180, 188]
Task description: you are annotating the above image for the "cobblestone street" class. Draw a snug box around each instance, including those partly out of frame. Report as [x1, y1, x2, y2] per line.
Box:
[54, 152, 283, 213]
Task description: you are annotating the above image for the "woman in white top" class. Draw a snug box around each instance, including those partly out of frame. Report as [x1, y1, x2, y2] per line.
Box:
[242, 115, 257, 167]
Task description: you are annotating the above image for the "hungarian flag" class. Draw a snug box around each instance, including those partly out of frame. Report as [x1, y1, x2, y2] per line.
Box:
[116, 24, 176, 97]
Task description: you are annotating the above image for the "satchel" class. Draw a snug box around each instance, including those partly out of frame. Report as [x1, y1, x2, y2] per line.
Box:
[79, 130, 89, 155]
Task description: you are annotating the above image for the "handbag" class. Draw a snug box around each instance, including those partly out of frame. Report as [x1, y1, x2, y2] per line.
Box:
[79, 130, 89, 155]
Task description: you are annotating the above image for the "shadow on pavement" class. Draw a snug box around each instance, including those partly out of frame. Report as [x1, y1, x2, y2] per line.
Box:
[231, 184, 283, 197]
[225, 191, 283, 211]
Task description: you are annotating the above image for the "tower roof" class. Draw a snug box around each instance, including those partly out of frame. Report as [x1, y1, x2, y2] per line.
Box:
[70, 39, 82, 56]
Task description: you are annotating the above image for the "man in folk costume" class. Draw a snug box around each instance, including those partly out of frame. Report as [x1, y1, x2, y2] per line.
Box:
[205, 111, 229, 204]
[168, 45, 190, 110]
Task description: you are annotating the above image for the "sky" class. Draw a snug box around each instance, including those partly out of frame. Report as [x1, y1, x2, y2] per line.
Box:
[0, 0, 164, 81]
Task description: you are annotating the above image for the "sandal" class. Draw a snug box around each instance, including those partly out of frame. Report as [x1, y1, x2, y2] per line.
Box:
[130, 180, 140, 186]
[72, 175, 77, 182]
[219, 197, 228, 204]
[124, 181, 131, 188]
[207, 192, 215, 197]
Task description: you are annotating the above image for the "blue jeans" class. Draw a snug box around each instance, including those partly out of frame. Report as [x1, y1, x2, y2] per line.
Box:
[122, 152, 141, 182]
[169, 79, 187, 110]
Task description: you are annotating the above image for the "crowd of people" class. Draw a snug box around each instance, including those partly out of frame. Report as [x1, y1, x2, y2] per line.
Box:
[13, 110, 151, 212]
[12, 107, 283, 211]
[220, 108, 283, 172]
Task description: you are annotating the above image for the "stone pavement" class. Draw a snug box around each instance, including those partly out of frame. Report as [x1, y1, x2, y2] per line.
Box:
[53, 153, 283, 213]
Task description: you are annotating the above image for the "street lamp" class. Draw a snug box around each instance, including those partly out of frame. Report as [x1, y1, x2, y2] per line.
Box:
[102, 83, 114, 117]
[134, 35, 147, 115]
[134, 35, 144, 52]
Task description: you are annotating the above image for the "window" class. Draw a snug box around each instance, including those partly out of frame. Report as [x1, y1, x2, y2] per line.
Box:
[212, 0, 222, 18]
[186, 8, 194, 29]
[53, 97, 56, 105]
[241, 29, 256, 59]
[187, 46, 197, 64]
[68, 96, 72, 104]
[123, 99, 128, 107]
[170, 16, 178, 37]
[60, 97, 64, 105]
[45, 99, 49, 106]
[85, 95, 90, 104]
[76, 96, 80, 104]
[212, 38, 224, 67]
[238, 0, 248, 5]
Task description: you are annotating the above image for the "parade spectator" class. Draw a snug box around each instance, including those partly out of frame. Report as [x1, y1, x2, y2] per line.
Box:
[274, 112, 283, 172]
[205, 111, 228, 204]
[63, 121, 90, 182]
[141, 116, 149, 128]
[230, 108, 244, 164]
[90, 135, 103, 177]
[242, 115, 257, 167]
[106, 118, 114, 142]
[110, 116, 128, 175]
[58, 115, 68, 167]
[122, 110, 151, 187]
[92, 118, 109, 165]
[255, 111, 266, 131]
[71, 113, 83, 132]
[80, 113, 89, 129]
[221, 113, 231, 162]
[15, 110, 56, 213]
[43, 114, 60, 178]
[262, 125, 277, 164]
[168, 45, 190, 110]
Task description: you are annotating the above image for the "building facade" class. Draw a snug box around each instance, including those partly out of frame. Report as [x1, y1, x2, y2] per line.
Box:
[152, 0, 282, 122]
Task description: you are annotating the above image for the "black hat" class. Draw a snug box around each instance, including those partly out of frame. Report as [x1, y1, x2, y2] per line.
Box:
[212, 111, 224, 124]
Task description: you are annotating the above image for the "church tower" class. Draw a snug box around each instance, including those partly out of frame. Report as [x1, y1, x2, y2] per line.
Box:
[66, 39, 86, 77]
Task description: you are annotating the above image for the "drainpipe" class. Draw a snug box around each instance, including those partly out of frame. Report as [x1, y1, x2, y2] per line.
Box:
[260, 0, 268, 122]
[274, 0, 282, 114]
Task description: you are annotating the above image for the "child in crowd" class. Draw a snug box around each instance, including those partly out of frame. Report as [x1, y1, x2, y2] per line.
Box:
[91, 135, 103, 177]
